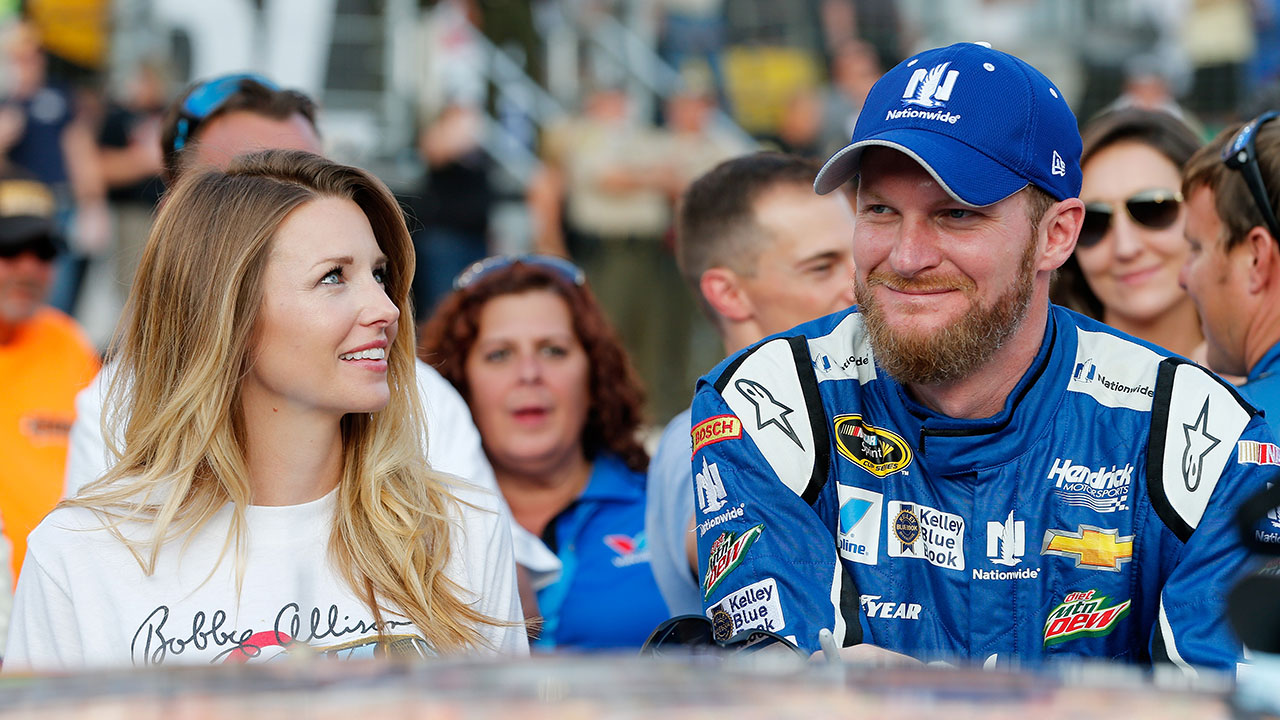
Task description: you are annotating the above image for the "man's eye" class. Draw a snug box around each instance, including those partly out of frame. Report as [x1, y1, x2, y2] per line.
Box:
[945, 209, 974, 220]
[865, 204, 892, 214]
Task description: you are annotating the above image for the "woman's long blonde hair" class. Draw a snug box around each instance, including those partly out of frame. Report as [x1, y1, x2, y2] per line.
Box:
[70, 149, 495, 652]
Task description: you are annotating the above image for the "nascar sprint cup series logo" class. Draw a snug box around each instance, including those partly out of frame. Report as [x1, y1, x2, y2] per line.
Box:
[833, 414, 912, 477]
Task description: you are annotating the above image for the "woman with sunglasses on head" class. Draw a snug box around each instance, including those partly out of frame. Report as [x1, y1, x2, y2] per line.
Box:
[4, 150, 526, 670]
[420, 256, 669, 651]
[1052, 108, 1206, 360]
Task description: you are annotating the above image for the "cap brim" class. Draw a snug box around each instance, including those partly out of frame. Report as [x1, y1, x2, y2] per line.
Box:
[0, 215, 55, 246]
[814, 130, 1030, 206]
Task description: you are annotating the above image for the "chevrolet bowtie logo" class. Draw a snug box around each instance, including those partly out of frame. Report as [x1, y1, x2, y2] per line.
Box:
[1041, 525, 1134, 572]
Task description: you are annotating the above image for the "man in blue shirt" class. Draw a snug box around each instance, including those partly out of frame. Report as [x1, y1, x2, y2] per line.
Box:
[646, 152, 856, 615]
[1181, 112, 1280, 437]
[690, 42, 1278, 672]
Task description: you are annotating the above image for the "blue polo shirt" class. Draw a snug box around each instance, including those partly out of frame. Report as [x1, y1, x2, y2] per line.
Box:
[533, 453, 669, 651]
[1243, 342, 1280, 437]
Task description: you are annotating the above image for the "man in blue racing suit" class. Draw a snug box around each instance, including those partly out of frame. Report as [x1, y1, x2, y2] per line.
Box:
[690, 42, 1280, 672]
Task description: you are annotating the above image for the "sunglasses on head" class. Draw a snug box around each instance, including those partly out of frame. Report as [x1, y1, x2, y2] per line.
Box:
[453, 254, 586, 291]
[1222, 110, 1280, 243]
[0, 236, 58, 261]
[1078, 189, 1183, 248]
[172, 73, 280, 153]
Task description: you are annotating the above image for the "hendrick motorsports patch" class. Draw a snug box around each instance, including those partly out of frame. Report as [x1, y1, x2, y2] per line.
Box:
[1043, 589, 1131, 646]
[833, 414, 913, 476]
[703, 525, 764, 600]
[705, 578, 784, 640]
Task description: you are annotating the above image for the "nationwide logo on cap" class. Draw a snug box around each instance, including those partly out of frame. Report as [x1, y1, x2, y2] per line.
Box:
[885, 59, 963, 125]
[1041, 525, 1133, 572]
[902, 61, 958, 108]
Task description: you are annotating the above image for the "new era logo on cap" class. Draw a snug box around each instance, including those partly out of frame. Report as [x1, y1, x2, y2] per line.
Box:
[815, 42, 1082, 206]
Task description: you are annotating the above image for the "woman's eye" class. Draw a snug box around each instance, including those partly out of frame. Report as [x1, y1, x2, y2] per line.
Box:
[373, 267, 388, 285]
[321, 266, 344, 285]
[541, 345, 569, 358]
[484, 348, 511, 363]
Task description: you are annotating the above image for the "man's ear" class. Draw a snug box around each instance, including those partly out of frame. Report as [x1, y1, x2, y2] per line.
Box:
[700, 267, 753, 323]
[1038, 198, 1085, 273]
[1245, 225, 1279, 295]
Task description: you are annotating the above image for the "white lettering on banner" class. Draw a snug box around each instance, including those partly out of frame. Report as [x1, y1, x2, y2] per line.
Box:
[887, 500, 965, 571]
[706, 578, 785, 637]
[697, 504, 746, 538]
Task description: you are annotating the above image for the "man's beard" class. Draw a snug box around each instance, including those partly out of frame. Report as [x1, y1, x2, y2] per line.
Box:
[856, 239, 1038, 386]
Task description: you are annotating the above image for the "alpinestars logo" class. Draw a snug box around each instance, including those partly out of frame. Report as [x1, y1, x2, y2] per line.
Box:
[703, 524, 764, 600]
[1043, 589, 1131, 647]
[1182, 397, 1220, 492]
[734, 379, 802, 449]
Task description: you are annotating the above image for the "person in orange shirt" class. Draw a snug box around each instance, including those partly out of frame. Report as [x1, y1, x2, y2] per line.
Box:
[0, 166, 98, 614]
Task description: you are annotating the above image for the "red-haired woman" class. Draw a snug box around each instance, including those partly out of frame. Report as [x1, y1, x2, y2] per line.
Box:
[420, 255, 668, 650]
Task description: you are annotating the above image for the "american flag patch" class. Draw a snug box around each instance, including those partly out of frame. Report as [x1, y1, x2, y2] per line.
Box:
[1238, 440, 1280, 465]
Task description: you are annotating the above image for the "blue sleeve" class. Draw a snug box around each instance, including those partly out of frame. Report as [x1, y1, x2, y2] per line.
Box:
[1146, 360, 1280, 672]
[644, 409, 703, 616]
[691, 338, 861, 653]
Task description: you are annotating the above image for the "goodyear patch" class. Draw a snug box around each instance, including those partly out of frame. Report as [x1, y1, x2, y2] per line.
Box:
[692, 415, 743, 456]
[833, 414, 912, 476]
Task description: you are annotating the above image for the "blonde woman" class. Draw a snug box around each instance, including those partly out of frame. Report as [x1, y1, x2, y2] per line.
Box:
[3, 150, 526, 669]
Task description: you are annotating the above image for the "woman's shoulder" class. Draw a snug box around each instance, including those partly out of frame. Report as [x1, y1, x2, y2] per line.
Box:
[445, 478, 506, 529]
[24, 505, 134, 571]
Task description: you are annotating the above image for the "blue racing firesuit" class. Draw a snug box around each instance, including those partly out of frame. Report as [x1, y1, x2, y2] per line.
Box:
[690, 305, 1280, 671]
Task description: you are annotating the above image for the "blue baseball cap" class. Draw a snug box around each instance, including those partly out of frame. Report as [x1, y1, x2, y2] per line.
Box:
[814, 42, 1082, 206]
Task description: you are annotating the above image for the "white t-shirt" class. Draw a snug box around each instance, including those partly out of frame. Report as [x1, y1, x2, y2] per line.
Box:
[63, 360, 559, 577]
[4, 481, 527, 670]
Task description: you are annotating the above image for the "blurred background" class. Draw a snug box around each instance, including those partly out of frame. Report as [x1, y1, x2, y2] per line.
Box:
[6, 0, 1277, 420]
